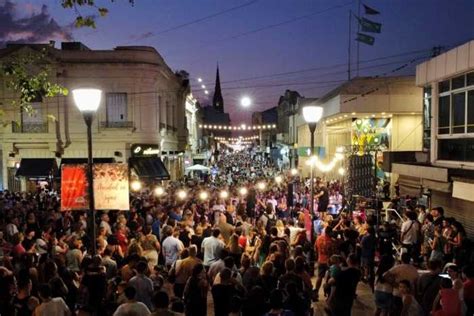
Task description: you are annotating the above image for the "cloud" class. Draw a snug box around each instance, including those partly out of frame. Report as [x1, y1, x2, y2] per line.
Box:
[0, 0, 73, 47]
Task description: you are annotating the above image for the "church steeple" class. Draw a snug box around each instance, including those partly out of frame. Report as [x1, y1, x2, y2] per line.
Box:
[212, 65, 224, 112]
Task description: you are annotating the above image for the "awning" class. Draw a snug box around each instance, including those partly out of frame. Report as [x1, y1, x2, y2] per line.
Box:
[129, 157, 170, 180]
[60, 158, 115, 165]
[16, 158, 58, 179]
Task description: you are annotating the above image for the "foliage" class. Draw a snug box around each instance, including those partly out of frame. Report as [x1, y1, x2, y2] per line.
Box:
[61, 0, 135, 28]
[1, 48, 68, 117]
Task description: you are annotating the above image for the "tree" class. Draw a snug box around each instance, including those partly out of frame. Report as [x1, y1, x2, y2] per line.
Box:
[61, 0, 136, 28]
[0, 48, 68, 121]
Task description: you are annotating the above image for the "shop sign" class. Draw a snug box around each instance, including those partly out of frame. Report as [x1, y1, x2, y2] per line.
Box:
[93, 163, 129, 210]
[61, 165, 89, 211]
[131, 144, 160, 157]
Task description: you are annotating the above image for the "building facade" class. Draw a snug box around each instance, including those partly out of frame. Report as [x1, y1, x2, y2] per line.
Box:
[296, 76, 423, 182]
[387, 40, 474, 235]
[0, 42, 189, 190]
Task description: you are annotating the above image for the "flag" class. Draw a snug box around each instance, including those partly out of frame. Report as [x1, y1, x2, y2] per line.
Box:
[357, 16, 382, 33]
[363, 4, 380, 15]
[356, 33, 375, 46]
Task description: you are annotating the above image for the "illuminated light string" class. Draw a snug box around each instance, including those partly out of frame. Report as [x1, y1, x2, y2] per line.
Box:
[199, 124, 277, 130]
[306, 147, 345, 173]
[214, 136, 259, 141]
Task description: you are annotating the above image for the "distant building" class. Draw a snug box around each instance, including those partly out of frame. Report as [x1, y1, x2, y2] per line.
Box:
[212, 65, 224, 113]
[0, 42, 189, 190]
[296, 76, 423, 181]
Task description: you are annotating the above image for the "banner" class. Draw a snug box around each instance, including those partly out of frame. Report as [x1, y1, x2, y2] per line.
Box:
[61, 164, 89, 211]
[356, 32, 375, 45]
[357, 17, 382, 33]
[363, 4, 380, 15]
[93, 163, 129, 210]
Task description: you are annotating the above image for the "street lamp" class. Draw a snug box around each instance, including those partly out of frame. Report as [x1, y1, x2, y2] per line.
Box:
[177, 190, 187, 200]
[257, 181, 266, 191]
[302, 104, 323, 220]
[220, 190, 229, 199]
[275, 175, 282, 184]
[240, 96, 252, 108]
[239, 187, 248, 196]
[290, 168, 298, 176]
[72, 88, 102, 255]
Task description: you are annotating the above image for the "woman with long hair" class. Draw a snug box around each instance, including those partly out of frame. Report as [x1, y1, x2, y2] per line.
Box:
[374, 255, 395, 316]
[183, 263, 208, 316]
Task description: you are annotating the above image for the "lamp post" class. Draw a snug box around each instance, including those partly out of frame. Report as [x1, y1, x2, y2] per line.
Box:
[72, 88, 102, 255]
[302, 105, 323, 220]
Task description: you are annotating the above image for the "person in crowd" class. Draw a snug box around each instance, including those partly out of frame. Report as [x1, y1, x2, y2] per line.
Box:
[374, 255, 395, 316]
[398, 280, 422, 315]
[128, 260, 154, 310]
[201, 228, 225, 268]
[175, 245, 201, 298]
[327, 253, 361, 316]
[113, 286, 151, 316]
[183, 263, 208, 316]
[314, 225, 336, 301]
[162, 228, 185, 268]
[34, 284, 70, 316]
[463, 265, 474, 316]
[431, 277, 462, 316]
[151, 291, 178, 316]
[416, 259, 443, 316]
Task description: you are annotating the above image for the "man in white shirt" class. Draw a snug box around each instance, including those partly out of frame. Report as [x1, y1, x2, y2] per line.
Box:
[162, 229, 184, 268]
[100, 213, 112, 236]
[201, 228, 225, 267]
[113, 286, 151, 316]
[400, 211, 420, 261]
[5, 216, 19, 241]
[34, 284, 70, 316]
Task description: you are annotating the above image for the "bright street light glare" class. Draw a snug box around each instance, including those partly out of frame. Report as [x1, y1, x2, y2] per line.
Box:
[197, 78, 202, 82]
[201, 85, 206, 89]
[199, 191, 209, 200]
[220, 190, 229, 199]
[338, 167, 345, 176]
[204, 90, 209, 95]
[275, 176, 282, 184]
[291, 168, 298, 176]
[257, 182, 266, 190]
[177, 190, 187, 200]
[131, 180, 142, 192]
[154, 186, 165, 196]
[241, 96, 252, 107]
[239, 187, 248, 196]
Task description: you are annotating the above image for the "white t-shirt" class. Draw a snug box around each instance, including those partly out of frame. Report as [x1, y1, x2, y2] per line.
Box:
[113, 302, 151, 316]
[34, 297, 70, 316]
[401, 220, 419, 245]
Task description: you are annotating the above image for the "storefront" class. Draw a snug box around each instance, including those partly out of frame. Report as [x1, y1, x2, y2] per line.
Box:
[15, 158, 58, 192]
[129, 144, 170, 183]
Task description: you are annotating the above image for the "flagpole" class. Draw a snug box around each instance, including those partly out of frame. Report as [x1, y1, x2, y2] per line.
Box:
[348, 10, 352, 81]
[356, 0, 361, 76]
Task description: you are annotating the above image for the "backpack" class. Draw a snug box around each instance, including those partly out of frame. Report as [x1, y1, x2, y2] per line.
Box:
[264, 213, 277, 231]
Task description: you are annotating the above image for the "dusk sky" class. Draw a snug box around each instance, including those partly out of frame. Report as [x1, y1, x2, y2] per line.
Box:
[1, 0, 473, 123]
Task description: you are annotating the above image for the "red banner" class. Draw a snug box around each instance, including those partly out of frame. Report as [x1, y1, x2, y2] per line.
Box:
[61, 164, 89, 211]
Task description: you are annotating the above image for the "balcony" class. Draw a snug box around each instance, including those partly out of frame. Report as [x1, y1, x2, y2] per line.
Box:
[12, 121, 48, 133]
[100, 121, 134, 128]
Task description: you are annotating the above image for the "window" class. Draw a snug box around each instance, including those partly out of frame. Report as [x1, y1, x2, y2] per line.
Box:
[452, 92, 465, 134]
[468, 91, 474, 133]
[452, 75, 465, 90]
[438, 138, 474, 162]
[438, 95, 450, 134]
[21, 103, 43, 124]
[106, 93, 127, 123]
[436, 72, 474, 163]
[15, 102, 48, 133]
[439, 80, 450, 93]
[422, 86, 432, 151]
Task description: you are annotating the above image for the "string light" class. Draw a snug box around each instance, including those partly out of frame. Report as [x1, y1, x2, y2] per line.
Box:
[199, 124, 277, 131]
[214, 136, 259, 141]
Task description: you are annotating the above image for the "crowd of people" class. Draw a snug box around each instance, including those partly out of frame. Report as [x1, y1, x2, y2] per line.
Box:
[0, 150, 473, 316]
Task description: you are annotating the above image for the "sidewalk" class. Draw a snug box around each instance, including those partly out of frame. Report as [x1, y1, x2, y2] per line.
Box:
[313, 282, 376, 316]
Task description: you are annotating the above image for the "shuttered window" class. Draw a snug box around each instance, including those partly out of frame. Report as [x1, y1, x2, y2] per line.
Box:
[106, 93, 127, 123]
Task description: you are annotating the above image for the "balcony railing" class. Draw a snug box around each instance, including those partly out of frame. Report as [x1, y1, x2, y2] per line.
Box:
[100, 121, 134, 128]
[12, 121, 48, 133]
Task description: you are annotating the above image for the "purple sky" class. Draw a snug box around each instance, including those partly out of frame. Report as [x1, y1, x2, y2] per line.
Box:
[1, 0, 473, 123]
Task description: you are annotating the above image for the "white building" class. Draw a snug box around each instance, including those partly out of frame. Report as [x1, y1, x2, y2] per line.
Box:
[0, 42, 189, 190]
[387, 40, 474, 235]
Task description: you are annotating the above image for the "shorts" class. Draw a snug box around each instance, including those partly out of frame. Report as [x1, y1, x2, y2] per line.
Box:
[374, 291, 392, 311]
[317, 263, 329, 278]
